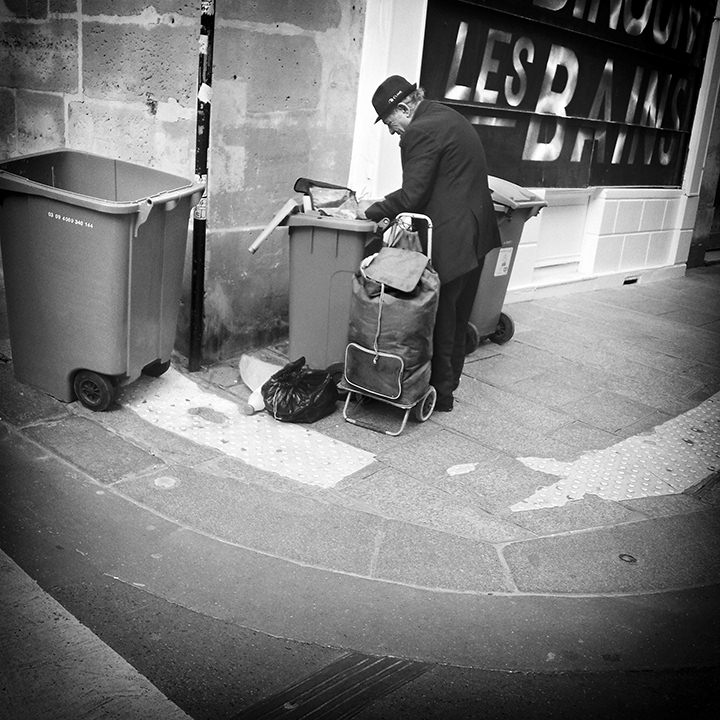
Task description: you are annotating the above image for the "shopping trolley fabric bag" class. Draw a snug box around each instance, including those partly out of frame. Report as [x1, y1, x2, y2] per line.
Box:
[344, 246, 439, 404]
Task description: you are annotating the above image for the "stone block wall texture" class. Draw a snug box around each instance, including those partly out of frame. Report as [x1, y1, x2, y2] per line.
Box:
[0, 0, 366, 362]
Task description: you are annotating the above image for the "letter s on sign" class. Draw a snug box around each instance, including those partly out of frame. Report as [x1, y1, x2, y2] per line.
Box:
[505, 37, 534, 107]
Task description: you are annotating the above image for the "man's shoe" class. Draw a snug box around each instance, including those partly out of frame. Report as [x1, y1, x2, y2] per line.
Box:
[435, 396, 454, 412]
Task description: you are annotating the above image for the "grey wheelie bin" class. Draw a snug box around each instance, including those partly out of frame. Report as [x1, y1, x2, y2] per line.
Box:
[466, 176, 546, 351]
[0, 149, 204, 411]
[286, 212, 376, 371]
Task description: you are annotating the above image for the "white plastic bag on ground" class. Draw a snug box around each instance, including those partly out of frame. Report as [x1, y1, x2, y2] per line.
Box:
[238, 354, 283, 414]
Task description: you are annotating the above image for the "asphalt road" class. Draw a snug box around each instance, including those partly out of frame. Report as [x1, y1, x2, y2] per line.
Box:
[2, 493, 719, 720]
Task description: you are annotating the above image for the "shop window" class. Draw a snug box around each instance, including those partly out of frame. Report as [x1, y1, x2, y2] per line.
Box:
[420, 0, 714, 188]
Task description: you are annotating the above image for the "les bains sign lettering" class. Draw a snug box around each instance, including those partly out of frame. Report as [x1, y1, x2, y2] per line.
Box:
[420, 0, 714, 187]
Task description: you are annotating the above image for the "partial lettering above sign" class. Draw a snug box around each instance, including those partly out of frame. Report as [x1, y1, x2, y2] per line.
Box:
[420, 0, 714, 187]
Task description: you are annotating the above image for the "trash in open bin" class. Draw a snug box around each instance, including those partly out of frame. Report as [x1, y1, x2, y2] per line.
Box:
[0, 149, 204, 410]
[250, 186, 376, 372]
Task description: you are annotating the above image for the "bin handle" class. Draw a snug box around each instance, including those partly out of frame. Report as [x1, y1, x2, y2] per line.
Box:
[494, 201, 514, 219]
[133, 198, 154, 236]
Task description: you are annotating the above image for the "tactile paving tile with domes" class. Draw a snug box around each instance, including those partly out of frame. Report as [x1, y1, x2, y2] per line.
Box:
[512, 392, 720, 511]
[120, 367, 375, 488]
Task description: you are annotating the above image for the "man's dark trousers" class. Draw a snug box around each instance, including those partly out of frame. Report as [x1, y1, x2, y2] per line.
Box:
[430, 260, 483, 408]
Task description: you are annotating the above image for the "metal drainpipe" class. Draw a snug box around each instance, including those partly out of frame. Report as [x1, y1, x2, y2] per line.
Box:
[189, 0, 215, 372]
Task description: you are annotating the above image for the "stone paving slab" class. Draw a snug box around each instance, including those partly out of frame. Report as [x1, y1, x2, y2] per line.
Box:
[544, 419, 622, 452]
[371, 428, 503, 483]
[435, 406, 583, 462]
[337, 466, 534, 544]
[629, 276, 720, 311]
[74, 401, 222, 469]
[504, 495, 643, 537]
[372, 521, 510, 592]
[461, 351, 544, 387]
[620, 493, 710, 519]
[23, 415, 164, 485]
[503, 369, 600, 411]
[117, 464, 384, 576]
[458, 375, 572, 433]
[503, 511, 720, 594]
[425, 456, 554, 516]
[557, 388, 662, 434]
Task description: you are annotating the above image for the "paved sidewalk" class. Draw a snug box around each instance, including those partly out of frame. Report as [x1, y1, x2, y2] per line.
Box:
[1, 266, 720, 714]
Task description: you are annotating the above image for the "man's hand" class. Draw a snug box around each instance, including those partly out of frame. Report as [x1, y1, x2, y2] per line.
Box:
[356, 197, 382, 219]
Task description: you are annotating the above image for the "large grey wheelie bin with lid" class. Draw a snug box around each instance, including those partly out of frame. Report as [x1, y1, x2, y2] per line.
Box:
[465, 176, 546, 352]
[0, 149, 204, 411]
[285, 212, 376, 372]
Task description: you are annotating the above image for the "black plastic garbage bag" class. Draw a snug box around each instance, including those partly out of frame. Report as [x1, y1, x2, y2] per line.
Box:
[261, 356, 338, 423]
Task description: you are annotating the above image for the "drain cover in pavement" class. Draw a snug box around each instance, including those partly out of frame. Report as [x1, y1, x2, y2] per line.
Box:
[232, 652, 429, 719]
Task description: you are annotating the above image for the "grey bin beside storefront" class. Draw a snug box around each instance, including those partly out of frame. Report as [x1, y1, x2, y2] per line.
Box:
[0, 149, 204, 411]
[466, 176, 547, 352]
[285, 213, 376, 371]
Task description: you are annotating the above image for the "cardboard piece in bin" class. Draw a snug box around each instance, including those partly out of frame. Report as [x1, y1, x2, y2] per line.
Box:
[293, 177, 351, 195]
[293, 177, 357, 218]
[248, 198, 299, 254]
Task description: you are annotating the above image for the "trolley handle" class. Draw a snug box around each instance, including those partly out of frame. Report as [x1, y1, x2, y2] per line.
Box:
[390, 212, 433, 258]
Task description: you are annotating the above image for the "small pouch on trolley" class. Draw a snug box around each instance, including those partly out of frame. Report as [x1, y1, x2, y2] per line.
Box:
[384, 218, 424, 253]
[361, 247, 428, 293]
[344, 343, 404, 400]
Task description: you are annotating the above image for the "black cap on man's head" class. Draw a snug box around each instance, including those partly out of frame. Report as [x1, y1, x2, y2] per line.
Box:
[371, 75, 417, 123]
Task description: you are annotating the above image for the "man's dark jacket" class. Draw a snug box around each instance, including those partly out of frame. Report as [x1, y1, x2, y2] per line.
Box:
[365, 100, 500, 284]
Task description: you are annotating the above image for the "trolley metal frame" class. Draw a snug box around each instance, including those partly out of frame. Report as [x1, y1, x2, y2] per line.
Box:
[340, 213, 437, 436]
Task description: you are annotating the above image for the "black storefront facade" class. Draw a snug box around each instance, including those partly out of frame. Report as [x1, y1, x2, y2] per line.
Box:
[349, 0, 720, 299]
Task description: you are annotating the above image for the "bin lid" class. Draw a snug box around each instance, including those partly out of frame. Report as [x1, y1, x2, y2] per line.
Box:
[0, 149, 205, 216]
[489, 176, 547, 214]
[288, 212, 376, 232]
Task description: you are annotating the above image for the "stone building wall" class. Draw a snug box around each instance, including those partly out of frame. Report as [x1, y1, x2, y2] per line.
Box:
[0, 0, 366, 361]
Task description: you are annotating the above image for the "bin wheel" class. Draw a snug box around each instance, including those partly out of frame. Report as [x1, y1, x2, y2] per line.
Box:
[73, 370, 117, 412]
[142, 359, 171, 377]
[465, 322, 480, 355]
[412, 386, 436, 423]
[489, 312, 515, 345]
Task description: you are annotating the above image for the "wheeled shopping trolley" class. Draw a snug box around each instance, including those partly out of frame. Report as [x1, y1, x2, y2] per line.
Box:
[339, 213, 439, 436]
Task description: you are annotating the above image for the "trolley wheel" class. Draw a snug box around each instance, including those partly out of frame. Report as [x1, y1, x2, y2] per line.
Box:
[142, 359, 171, 377]
[412, 386, 436, 422]
[489, 312, 515, 344]
[73, 370, 118, 412]
[465, 321, 480, 355]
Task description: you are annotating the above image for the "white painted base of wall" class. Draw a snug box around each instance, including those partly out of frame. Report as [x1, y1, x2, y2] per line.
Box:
[505, 263, 687, 304]
[503, 182, 698, 307]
